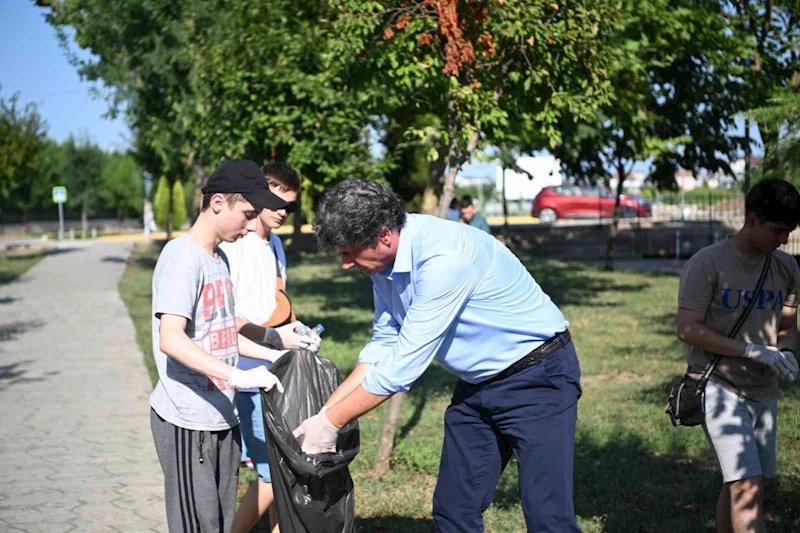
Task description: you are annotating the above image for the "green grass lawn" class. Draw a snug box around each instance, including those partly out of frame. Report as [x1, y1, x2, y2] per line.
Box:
[0, 251, 46, 285]
[119, 243, 800, 533]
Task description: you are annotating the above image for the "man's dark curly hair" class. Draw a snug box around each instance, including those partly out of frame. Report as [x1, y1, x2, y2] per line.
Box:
[315, 179, 406, 249]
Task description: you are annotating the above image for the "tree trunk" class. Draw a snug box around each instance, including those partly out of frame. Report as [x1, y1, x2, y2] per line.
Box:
[20, 211, 28, 235]
[293, 203, 302, 236]
[437, 129, 480, 218]
[190, 154, 209, 217]
[421, 146, 449, 215]
[374, 393, 405, 472]
[421, 187, 439, 214]
[605, 167, 627, 271]
[81, 198, 88, 240]
[757, 122, 780, 175]
[437, 163, 463, 219]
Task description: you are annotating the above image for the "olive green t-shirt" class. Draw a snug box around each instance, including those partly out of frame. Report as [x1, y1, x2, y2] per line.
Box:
[678, 239, 800, 400]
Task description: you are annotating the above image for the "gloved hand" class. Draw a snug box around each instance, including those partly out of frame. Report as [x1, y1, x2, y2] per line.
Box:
[262, 321, 320, 352]
[779, 349, 798, 382]
[744, 344, 794, 378]
[226, 367, 284, 392]
[292, 406, 340, 454]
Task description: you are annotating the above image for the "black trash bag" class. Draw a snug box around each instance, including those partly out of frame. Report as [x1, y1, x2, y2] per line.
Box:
[260, 349, 359, 533]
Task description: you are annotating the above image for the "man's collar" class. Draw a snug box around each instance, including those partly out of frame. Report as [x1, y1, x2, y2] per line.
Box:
[389, 214, 420, 274]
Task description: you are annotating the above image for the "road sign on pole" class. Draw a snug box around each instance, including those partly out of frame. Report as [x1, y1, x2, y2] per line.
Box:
[52, 186, 67, 240]
[52, 186, 67, 203]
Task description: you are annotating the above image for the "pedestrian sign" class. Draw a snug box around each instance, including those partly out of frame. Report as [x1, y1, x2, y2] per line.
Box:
[52, 186, 68, 204]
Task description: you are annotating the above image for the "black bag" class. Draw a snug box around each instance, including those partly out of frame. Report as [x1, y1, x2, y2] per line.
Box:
[260, 350, 359, 533]
[666, 253, 771, 427]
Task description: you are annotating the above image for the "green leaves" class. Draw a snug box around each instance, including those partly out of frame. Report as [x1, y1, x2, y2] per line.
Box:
[99, 153, 144, 219]
[0, 90, 47, 206]
[746, 88, 800, 184]
[152, 175, 170, 231]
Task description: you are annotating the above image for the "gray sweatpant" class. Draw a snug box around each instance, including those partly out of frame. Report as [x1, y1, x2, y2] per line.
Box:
[150, 409, 242, 533]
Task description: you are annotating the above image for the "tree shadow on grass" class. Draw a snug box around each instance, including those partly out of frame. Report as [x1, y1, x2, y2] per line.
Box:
[517, 382, 800, 533]
[253, 513, 434, 533]
[127, 239, 168, 270]
[639, 374, 684, 409]
[398, 364, 459, 440]
[518, 256, 653, 309]
[286, 250, 339, 266]
[355, 516, 435, 532]
[289, 269, 374, 344]
[290, 271, 374, 310]
[332, 361, 457, 441]
[488, 431, 723, 532]
[645, 311, 678, 338]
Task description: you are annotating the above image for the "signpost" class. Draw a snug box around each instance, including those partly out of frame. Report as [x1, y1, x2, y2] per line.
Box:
[52, 186, 67, 240]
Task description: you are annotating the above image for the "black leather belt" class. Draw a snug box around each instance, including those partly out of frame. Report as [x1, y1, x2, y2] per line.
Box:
[481, 330, 571, 385]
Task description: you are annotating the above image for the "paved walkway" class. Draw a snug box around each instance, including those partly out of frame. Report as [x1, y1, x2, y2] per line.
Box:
[0, 242, 167, 533]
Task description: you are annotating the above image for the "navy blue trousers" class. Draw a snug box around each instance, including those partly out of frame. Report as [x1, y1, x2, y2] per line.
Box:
[432, 341, 582, 533]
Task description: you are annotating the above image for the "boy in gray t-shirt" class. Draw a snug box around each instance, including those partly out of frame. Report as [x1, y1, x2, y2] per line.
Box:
[149, 159, 291, 533]
[676, 179, 799, 533]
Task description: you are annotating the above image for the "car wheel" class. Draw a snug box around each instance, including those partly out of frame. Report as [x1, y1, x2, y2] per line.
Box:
[620, 206, 637, 218]
[539, 208, 558, 224]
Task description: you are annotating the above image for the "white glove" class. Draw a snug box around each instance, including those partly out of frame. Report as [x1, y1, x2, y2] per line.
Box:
[262, 321, 320, 352]
[779, 349, 798, 382]
[292, 406, 340, 454]
[744, 344, 794, 378]
[226, 367, 284, 392]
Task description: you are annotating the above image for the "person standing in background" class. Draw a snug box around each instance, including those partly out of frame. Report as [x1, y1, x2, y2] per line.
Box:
[459, 195, 491, 233]
[446, 197, 461, 221]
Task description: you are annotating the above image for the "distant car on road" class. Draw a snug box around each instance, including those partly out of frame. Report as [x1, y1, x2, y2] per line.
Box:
[531, 185, 651, 223]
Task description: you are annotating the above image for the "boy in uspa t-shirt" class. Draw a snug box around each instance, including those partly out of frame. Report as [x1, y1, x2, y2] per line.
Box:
[149, 159, 289, 533]
[677, 179, 800, 533]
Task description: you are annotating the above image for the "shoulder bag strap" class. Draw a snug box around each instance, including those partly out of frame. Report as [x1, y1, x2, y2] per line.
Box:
[698, 253, 772, 389]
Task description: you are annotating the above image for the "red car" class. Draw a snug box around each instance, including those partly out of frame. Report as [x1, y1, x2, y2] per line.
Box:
[531, 185, 651, 223]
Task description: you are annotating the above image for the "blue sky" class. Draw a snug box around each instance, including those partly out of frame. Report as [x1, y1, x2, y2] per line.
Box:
[1, 0, 130, 152]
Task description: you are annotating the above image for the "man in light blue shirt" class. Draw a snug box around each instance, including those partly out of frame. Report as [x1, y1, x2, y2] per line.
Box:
[292, 179, 582, 533]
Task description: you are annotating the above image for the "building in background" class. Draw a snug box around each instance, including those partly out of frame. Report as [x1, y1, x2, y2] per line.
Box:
[494, 155, 563, 201]
[609, 171, 647, 194]
[673, 169, 702, 191]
